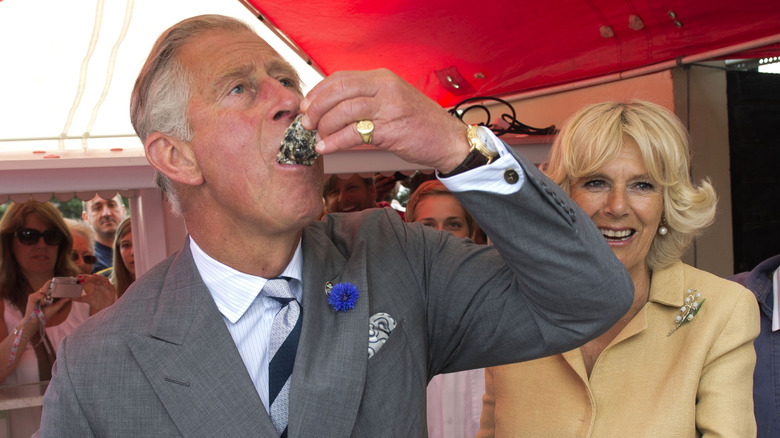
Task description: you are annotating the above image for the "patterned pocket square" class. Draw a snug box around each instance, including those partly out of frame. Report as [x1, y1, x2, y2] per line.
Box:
[368, 313, 397, 359]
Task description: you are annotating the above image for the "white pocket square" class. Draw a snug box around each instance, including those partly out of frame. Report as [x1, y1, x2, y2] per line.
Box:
[368, 312, 397, 359]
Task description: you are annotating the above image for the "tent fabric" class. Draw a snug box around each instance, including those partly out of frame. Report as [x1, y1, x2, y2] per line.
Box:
[246, 0, 780, 106]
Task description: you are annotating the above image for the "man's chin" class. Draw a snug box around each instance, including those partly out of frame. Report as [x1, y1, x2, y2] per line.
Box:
[99, 225, 118, 235]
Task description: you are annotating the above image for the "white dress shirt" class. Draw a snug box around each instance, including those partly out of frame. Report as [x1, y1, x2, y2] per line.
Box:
[426, 369, 485, 438]
[189, 237, 303, 413]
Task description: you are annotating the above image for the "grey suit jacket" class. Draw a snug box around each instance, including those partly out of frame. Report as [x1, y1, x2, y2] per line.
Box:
[40, 151, 633, 437]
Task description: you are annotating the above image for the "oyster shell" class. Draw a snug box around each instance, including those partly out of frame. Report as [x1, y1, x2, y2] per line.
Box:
[277, 114, 319, 166]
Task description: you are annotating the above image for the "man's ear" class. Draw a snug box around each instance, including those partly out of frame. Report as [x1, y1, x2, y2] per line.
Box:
[144, 132, 204, 186]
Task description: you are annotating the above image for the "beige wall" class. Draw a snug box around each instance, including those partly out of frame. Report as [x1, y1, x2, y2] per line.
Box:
[463, 71, 675, 131]
[672, 63, 733, 277]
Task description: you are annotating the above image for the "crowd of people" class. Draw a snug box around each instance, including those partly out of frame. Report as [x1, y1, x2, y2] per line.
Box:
[0, 12, 771, 438]
[0, 195, 136, 437]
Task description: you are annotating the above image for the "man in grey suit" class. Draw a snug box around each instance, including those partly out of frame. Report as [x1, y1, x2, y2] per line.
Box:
[40, 14, 633, 437]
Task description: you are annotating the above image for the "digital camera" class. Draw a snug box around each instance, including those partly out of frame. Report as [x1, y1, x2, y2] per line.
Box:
[48, 277, 83, 298]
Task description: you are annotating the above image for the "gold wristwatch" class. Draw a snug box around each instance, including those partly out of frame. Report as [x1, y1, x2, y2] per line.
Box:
[439, 124, 499, 177]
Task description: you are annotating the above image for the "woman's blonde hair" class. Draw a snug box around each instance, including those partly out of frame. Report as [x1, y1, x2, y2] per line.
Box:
[64, 218, 95, 250]
[544, 100, 717, 271]
[110, 218, 134, 298]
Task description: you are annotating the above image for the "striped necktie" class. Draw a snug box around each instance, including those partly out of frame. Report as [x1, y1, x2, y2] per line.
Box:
[263, 278, 301, 438]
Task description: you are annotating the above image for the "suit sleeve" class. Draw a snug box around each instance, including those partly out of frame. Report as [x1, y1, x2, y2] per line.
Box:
[696, 288, 759, 436]
[40, 337, 96, 437]
[418, 143, 634, 374]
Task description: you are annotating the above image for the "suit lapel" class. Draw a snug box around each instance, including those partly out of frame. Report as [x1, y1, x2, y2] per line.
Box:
[126, 244, 277, 436]
[288, 226, 368, 437]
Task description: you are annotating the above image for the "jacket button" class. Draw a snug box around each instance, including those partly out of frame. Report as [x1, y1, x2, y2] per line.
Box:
[504, 169, 519, 184]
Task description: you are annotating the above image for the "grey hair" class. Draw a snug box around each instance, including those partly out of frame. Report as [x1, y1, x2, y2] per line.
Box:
[130, 15, 256, 213]
[64, 218, 96, 249]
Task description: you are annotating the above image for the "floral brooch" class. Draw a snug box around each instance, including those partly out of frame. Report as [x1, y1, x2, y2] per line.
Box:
[668, 289, 705, 336]
[325, 281, 359, 312]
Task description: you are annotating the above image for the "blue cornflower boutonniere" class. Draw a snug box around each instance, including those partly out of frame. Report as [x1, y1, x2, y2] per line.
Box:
[668, 289, 705, 336]
[325, 281, 359, 312]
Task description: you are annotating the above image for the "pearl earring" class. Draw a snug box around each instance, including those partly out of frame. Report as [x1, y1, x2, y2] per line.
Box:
[658, 217, 668, 236]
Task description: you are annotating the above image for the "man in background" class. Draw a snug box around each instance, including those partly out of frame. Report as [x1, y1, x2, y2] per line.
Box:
[323, 174, 379, 214]
[730, 254, 780, 438]
[323, 174, 404, 218]
[82, 194, 126, 273]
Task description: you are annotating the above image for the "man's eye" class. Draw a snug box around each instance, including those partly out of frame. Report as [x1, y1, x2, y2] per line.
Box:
[230, 84, 245, 95]
[278, 76, 300, 90]
[277, 76, 302, 94]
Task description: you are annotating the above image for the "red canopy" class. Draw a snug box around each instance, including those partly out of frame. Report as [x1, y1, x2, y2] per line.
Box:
[244, 0, 780, 106]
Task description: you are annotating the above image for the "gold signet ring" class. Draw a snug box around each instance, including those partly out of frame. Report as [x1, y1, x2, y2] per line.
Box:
[356, 120, 374, 144]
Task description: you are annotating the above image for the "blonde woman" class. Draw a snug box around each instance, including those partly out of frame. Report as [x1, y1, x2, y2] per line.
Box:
[479, 100, 760, 436]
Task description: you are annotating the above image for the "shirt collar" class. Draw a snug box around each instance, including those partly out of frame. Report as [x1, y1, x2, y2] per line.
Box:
[189, 236, 303, 323]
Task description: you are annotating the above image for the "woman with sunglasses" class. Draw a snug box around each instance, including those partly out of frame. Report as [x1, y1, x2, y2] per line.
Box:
[65, 217, 117, 315]
[65, 218, 98, 275]
[0, 201, 113, 437]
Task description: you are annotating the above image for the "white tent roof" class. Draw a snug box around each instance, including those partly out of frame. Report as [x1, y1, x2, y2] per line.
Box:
[0, 0, 323, 154]
[0, 0, 327, 200]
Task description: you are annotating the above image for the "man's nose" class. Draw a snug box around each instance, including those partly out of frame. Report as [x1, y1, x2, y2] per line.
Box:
[266, 80, 302, 123]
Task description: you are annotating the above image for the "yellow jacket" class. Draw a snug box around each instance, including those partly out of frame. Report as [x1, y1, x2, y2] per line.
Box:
[479, 260, 760, 437]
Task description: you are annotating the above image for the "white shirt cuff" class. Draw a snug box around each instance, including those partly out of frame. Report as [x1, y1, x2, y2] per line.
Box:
[438, 126, 525, 195]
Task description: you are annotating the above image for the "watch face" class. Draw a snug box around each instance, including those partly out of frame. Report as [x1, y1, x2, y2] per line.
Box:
[356, 120, 374, 134]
